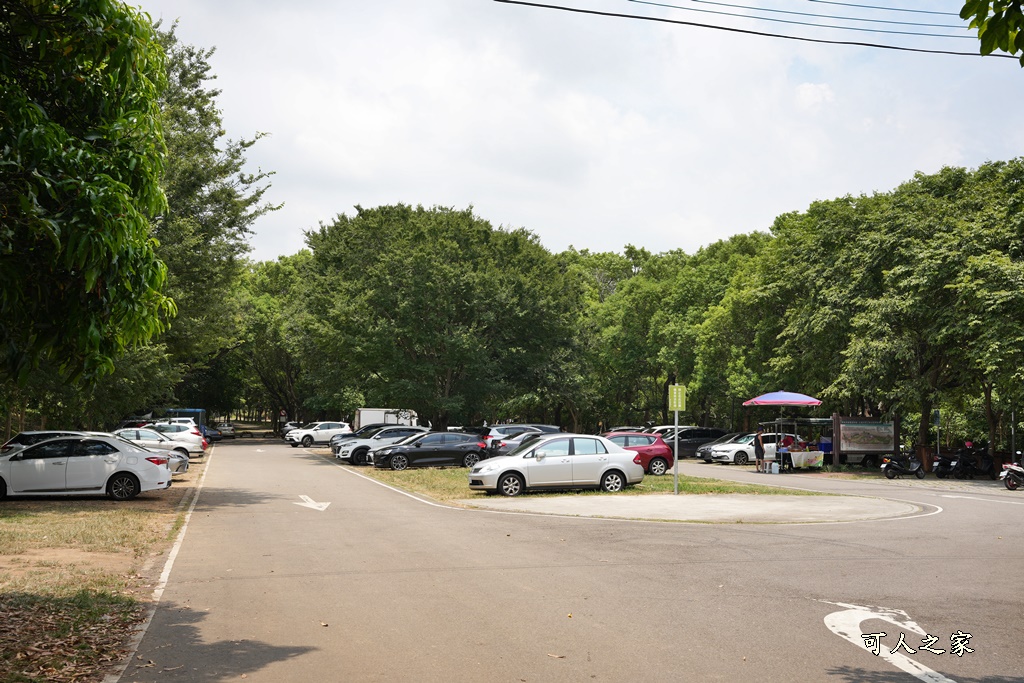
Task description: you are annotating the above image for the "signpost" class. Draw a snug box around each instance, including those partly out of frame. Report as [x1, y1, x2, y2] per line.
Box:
[669, 384, 686, 495]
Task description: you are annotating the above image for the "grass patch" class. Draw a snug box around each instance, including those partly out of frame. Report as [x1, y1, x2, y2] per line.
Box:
[354, 462, 821, 501]
[0, 500, 171, 557]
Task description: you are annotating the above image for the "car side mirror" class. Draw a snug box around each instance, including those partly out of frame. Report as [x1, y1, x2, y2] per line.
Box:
[414, 442, 422, 448]
[535, 451, 546, 460]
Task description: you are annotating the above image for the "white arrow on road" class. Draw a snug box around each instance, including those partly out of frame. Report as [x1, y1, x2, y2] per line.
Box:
[294, 495, 330, 511]
[821, 600, 956, 683]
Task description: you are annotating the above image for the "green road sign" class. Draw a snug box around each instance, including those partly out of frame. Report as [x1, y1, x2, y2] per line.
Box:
[669, 384, 686, 412]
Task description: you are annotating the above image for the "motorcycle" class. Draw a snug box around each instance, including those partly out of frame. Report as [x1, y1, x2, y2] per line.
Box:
[881, 453, 926, 480]
[932, 451, 956, 479]
[952, 448, 998, 480]
[1000, 451, 1023, 491]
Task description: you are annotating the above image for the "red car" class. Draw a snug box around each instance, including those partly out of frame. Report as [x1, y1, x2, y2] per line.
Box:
[603, 432, 674, 475]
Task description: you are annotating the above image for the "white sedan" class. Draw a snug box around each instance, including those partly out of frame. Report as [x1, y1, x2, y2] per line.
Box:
[114, 428, 197, 474]
[468, 434, 645, 496]
[0, 434, 172, 501]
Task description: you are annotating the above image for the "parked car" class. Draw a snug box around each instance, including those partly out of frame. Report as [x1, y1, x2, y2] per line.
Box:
[114, 428, 199, 474]
[697, 432, 746, 463]
[285, 421, 352, 448]
[604, 432, 674, 475]
[607, 426, 645, 433]
[372, 432, 489, 470]
[709, 432, 803, 465]
[709, 433, 757, 465]
[487, 428, 545, 455]
[335, 425, 429, 464]
[147, 422, 207, 451]
[1, 431, 89, 455]
[205, 426, 223, 442]
[329, 423, 394, 453]
[0, 434, 172, 501]
[216, 423, 236, 438]
[662, 427, 729, 458]
[280, 421, 303, 437]
[468, 433, 645, 496]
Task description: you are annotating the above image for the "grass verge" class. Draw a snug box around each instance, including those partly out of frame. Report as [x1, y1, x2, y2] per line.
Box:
[0, 465, 199, 683]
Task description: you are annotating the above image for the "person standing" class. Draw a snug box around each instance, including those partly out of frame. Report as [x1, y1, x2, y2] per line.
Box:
[754, 426, 766, 472]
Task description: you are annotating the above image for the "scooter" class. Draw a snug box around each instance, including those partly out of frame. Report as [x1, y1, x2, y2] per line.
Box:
[953, 449, 998, 480]
[1000, 451, 1023, 491]
[932, 451, 956, 479]
[881, 453, 926, 479]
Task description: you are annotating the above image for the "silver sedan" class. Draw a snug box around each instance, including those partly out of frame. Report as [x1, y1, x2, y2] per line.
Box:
[468, 434, 645, 496]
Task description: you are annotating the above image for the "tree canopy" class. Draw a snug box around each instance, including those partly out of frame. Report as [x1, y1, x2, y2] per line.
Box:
[961, 1, 1024, 64]
[0, 0, 175, 381]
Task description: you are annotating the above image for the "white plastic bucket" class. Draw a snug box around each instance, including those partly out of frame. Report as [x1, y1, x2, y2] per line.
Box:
[770, 462, 779, 474]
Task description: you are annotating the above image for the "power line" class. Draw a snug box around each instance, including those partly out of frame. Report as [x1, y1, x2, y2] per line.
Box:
[681, 0, 967, 29]
[492, 0, 1016, 59]
[630, 0, 973, 39]
[807, 0, 961, 17]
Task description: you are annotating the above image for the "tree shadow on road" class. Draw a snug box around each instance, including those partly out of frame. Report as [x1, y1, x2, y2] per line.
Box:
[128, 600, 317, 682]
[825, 666, 1017, 682]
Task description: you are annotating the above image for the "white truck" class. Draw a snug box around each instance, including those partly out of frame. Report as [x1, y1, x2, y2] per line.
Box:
[354, 408, 419, 430]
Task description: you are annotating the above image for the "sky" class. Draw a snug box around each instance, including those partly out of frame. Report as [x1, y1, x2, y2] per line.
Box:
[134, 0, 1024, 263]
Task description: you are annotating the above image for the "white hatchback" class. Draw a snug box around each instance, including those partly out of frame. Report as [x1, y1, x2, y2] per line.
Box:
[468, 434, 645, 496]
[0, 435, 172, 501]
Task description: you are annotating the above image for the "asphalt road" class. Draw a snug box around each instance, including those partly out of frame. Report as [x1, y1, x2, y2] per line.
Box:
[118, 440, 1024, 683]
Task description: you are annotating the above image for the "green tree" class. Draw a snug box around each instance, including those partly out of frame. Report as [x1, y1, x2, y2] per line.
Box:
[0, 0, 175, 380]
[961, 0, 1024, 64]
[305, 205, 577, 428]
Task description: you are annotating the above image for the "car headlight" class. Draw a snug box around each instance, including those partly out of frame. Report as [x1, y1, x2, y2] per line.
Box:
[476, 462, 499, 474]
[377, 448, 392, 456]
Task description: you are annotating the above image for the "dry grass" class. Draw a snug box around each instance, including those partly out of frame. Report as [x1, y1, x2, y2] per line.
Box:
[0, 462, 200, 682]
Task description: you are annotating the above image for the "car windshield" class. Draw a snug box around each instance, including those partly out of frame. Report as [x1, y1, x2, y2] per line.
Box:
[734, 434, 755, 444]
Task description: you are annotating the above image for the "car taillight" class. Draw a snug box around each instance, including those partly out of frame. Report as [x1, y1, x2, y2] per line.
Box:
[477, 442, 488, 449]
[202, 439, 208, 449]
[191, 428, 201, 436]
[146, 455, 168, 467]
[633, 455, 642, 465]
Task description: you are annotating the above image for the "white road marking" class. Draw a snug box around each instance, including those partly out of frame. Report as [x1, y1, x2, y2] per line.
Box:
[821, 601, 957, 683]
[294, 495, 330, 511]
[941, 494, 1024, 505]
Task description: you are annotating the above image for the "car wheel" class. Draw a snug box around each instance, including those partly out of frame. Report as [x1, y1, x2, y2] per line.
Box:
[355, 448, 369, 466]
[0, 477, 7, 502]
[498, 473, 524, 497]
[600, 470, 625, 493]
[301, 436, 313, 448]
[107, 473, 140, 501]
[463, 452, 481, 468]
[734, 452, 749, 466]
[862, 456, 877, 469]
[390, 454, 409, 471]
[648, 457, 668, 476]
